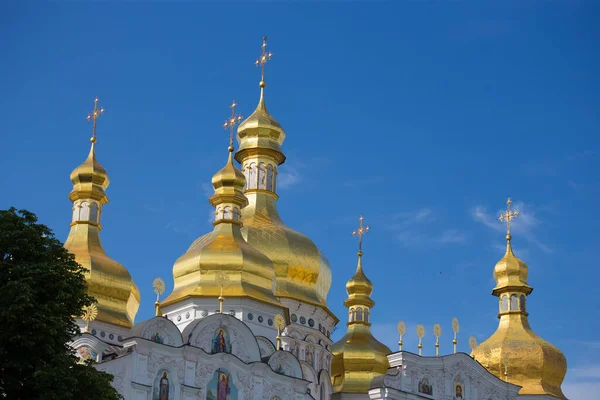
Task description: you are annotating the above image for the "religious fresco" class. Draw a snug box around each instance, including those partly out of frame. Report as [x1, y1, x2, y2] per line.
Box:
[151, 332, 164, 343]
[453, 376, 465, 400]
[211, 327, 231, 354]
[153, 370, 173, 400]
[77, 346, 97, 361]
[418, 377, 433, 395]
[207, 368, 238, 400]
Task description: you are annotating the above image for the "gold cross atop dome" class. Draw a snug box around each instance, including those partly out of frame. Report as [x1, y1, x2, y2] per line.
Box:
[255, 36, 273, 87]
[498, 197, 519, 239]
[352, 214, 370, 253]
[222, 100, 243, 150]
[86, 96, 104, 143]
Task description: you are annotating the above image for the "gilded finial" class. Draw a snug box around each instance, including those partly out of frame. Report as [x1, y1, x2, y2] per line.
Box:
[397, 321, 406, 351]
[86, 96, 104, 143]
[215, 270, 230, 313]
[255, 36, 273, 88]
[416, 324, 425, 356]
[501, 351, 510, 381]
[274, 314, 286, 350]
[152, 278, 166, 317]
[469, 336, 478, 359]
[81, 303, 98, 334]
[452, 317, 460, 354]
[433, 324, 442, 357]
[498, 196, 519, 241]
[222, 100, 244, 151]
[352, 214, 370, 254]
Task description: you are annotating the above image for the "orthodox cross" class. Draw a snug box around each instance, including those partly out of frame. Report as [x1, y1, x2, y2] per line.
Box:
[216, 270, 230, 313]
[222, 100, 243, 149]
[397, 321, 406, 351]
[352, 214, 370, 253]
[433, 323, 442, 357]
[86, 96, 104, 143]
[255, 36, 273, 86]
[274, 314, 286, 350]
[452, 317, 460, 354]
[498, 197, 519, 237]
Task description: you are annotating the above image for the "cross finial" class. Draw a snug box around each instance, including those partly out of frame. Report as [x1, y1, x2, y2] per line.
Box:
[222, 100, 243, 151]
[498, 197, 519, 240]
[86, 96, 104, 143]
[352, 214, 370, 254]
[255, 36, 273, 88]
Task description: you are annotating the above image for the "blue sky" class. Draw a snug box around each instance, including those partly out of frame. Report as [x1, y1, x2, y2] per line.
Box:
[1, 2, 598, 398]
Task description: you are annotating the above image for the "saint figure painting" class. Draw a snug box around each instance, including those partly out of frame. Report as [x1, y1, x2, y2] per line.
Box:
[207, 369, 238, 400]
[212, 327, 231, 354]
[153, 370, 173, 400]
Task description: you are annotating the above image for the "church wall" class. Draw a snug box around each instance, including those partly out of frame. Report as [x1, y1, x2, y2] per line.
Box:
[161, 297, 283, 339]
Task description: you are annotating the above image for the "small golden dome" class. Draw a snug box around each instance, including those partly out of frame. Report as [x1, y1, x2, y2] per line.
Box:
[492, 238, 532, 295]
[65, 140, 140, 328]
[161, 146, 281, 309]
[331, 252, 390, 393]
[211, 148, 246, 192]
[235, 87, 286, 165]
[345, 251, 373, 299]
[69, 141, 109, 203]
[473, 234, 567, 398]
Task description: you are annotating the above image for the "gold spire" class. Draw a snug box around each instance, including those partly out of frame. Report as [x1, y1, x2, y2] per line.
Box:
[331, 215, 391, 393]
[452, 317, 459, 354]
[255, 36, 273, 88]
[235, 37, 334, 319]
[434, 324, 442, 356]
[161, 102, 281, 311]
[472, 198, 567, 398]
[65, 97, 140, 329]
[153, 278, 166, 317]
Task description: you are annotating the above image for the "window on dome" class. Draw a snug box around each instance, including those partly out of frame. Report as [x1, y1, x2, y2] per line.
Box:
[501, 295, 509, 312]
[266, 165, 274, 191]
[356, 308, 363, 321]
[89, 203, 98, 223]
[80, 202, 90, 220]
[510, 294, 518, 310]
[258, 163, 266, 189]
[520, 295, 526, 312]
[248, 163, 257, 189]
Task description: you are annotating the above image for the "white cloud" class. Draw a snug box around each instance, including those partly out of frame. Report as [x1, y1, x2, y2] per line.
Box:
[470, 201, 551, 253]
[393, 208, 436, 225]
[278, 167, 301, 189]
[439, 229, 467, 244]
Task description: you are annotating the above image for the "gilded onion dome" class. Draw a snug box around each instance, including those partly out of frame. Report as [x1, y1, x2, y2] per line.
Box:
[161, 144, 281, 309]
[472, 199, 567, 399]
[331, 248, 391, 393]
[64, 133, 140, 328]
[234, 39, 333, 314]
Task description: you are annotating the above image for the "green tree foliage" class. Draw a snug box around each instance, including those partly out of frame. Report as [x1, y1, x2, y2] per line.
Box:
[0, 208, 122, 400]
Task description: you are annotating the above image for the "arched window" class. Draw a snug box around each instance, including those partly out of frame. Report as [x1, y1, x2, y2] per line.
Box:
[248, 163, 257, 189]
[223, 206, 232, 220]
[267, 165, 274, 191]
[72, 204, 78, 222]
[233, 208, 239, 221]
[501, 295, 509, 312]
[273, 167, 277, 192]
[364, 308, 370, 323]
[510, 294, 519, 310]
[350, 308, 355, 322]
[89, 203, 99, 223]
[520, 295, 526, 312]
[356, 308, 363, 321]
[80, 202, 90, 221]
[258, 163, 266, 189]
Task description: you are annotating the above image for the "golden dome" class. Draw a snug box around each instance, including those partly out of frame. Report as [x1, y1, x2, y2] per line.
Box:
[331, 251, 391, 393]
[235, 83, 334, 317]
[235, 87, 286, 162]
[161, 147, 281, 309]
[69, 140, 109, 204]
[472, 234, 567, 398]
[65, 139, 140, 328]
